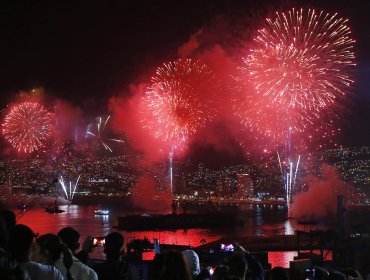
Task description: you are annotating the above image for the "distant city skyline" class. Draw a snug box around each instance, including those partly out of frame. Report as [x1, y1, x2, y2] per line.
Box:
[1, 146, 369, 202]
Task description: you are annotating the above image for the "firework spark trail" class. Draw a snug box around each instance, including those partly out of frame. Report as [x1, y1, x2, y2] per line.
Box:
[59, 176, 69, 200]
[86, 115, 124, 152]
[59, 175, 81, 201]
[71, 175, 81, 200]
[2, 102, 54, 153]
[246, 8, 355, 110]
[142, 58, 217, 149]
[169, 147, 174, 193]
[277, 151, 283, 179]
[284, 156, 301, 207]
[277, 129, 301, 211]
[294, 155, 301, 184]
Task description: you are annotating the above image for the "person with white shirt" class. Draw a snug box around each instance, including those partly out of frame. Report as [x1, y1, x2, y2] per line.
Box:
[55, 252, 98, 280]
[8, 225, 65, 280]
[33, 234, 75, 280]
[57, 227, 98, 280]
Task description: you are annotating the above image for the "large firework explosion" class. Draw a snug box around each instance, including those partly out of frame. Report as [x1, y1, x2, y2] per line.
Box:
[235, 8, 355, 141]
[234, 8, 356, 210]
[246, 8, 355, 110]
[142, 58, 217, 149]
[2, 102, 55, 154]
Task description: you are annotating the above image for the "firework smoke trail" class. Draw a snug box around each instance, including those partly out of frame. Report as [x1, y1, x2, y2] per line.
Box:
[86, 115, 124, 152]
[245, 8, 355, 110]
[59, 175, 81, 201]
[2, 102, 54, 153]
[143, 58, 217, 192]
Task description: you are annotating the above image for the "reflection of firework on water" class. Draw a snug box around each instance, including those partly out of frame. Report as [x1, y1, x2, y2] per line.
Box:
[244, 8, 355, 110]
[2, 102, 54, 153]
[59, 175, 81, 201]
[142, 58, 217, 149]
[86, 116, 124, 152]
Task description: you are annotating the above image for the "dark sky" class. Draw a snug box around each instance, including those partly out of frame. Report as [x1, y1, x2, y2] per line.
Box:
[0, 0, 369, 148]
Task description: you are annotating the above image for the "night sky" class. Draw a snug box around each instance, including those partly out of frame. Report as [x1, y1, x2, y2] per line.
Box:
[0, 0, 369, 160]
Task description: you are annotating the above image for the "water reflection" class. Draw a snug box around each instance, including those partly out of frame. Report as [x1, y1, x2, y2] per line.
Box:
[283, 220, 295, 235]
[15, 203, 330, 241]
[255, 205, 264, 227]
[14, 203, 368, 264]
[269, 251, 298, 268]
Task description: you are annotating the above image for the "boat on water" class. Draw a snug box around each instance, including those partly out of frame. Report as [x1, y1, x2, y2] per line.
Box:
[94, 209, 110, 215]
[117, 212, 242, 231]
[45, 197, 65, 214]
[45, 204, 65, 214]
[44, 179, 66, 214]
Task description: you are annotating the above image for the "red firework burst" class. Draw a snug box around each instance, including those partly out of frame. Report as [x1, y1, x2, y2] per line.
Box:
[236, 98, 314, 139]
[235, 8, 355, 140]
[142, 58, 217, 148]
[245, 8, 355, 110]
[2, 102, 55, 153]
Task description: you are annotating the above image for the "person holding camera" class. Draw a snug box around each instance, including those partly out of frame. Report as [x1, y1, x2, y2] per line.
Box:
[91, 232, 129, 280]
[57, 227, 98, 280]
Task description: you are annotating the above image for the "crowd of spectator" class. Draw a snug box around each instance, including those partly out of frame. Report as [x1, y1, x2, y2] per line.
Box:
[0, 208, 368, 280]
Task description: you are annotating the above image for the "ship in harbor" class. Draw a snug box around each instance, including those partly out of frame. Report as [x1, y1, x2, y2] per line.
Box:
[44, 201, 65, 214]
[117, 212, 242, 231]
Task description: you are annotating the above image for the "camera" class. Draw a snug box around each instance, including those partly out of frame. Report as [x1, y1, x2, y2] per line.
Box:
[220, 243, 234, 252]
[304, 268, 315, 280]
[93, 237, 106, 247]
[153, 238, 160, 254]
[208, 267, 215, 275]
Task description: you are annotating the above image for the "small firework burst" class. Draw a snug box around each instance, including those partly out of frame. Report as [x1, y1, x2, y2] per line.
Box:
[86, 115, 124, 152]
[2, 102, 54, 153]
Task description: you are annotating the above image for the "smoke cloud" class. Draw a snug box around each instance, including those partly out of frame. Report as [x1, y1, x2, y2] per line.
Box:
[130, 174, 172, 212]
[54, 99, 84, 143]
[108, 84, 172, 163]
[290, 164, 349, 222]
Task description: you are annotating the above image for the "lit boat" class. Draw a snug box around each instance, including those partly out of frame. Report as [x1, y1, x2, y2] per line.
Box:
[94, 209, 110, 215]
